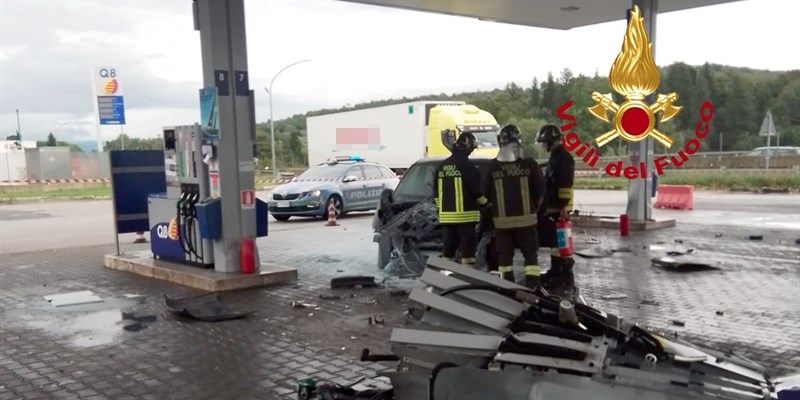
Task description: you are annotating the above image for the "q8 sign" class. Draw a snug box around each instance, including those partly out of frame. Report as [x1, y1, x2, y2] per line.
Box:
[93, 67, 126, 125]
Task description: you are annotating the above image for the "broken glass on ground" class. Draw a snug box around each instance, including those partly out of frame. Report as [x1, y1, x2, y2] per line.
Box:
[164, 293, 255, 322]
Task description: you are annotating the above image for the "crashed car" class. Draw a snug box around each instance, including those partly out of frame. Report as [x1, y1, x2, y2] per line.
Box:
[372, 153, 500, 275]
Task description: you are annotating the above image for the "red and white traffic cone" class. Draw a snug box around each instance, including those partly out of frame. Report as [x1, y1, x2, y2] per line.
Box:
[325, 199, 339, 226]
[133, 232, 147, 243]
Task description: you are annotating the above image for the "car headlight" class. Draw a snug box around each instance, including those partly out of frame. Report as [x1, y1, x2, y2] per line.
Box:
[306, 190, 321, 198]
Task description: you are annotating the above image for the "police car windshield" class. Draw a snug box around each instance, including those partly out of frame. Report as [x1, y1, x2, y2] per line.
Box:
[297, 164, 349, 180]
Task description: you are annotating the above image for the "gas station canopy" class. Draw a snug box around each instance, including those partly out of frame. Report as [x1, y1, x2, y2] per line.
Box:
[338, 0, 743, 29]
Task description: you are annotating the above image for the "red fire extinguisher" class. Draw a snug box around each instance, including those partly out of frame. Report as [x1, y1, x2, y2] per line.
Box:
[556, 218, 574, 257]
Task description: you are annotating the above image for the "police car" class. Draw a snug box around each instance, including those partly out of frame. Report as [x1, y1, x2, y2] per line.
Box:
[267, 156, 400, 221]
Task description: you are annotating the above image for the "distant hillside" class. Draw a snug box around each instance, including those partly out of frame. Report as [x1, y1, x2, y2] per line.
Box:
[255, 62, 800, 168]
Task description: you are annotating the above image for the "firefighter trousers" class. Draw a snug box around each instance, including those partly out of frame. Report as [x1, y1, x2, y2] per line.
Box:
[495, 227, 540, 287]
[442, 223, 478, 266]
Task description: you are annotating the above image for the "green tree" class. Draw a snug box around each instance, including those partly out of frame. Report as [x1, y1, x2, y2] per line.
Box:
[46, 132, 57, 146]
[103, 134, 163, 151]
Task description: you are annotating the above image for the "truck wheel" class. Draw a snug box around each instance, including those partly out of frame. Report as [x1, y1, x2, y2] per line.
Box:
[323, 195, 343, 218]
[273, 215, 290, 221]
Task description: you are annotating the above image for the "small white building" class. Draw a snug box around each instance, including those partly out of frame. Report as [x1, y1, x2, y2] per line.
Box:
[0, 140, 37, 183]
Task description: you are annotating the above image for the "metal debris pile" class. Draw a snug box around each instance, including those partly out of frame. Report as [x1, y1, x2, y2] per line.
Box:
[374, 200, 440, 275]
[366, 256, 779, 400]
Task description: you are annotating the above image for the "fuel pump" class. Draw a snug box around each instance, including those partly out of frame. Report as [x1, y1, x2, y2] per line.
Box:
[148, 125, 214, 267]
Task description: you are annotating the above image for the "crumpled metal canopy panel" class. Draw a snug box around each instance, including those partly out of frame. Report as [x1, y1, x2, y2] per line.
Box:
[335, 0, 744, 30]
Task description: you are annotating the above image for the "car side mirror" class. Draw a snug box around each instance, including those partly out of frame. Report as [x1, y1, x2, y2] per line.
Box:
[343, 175, 358, 183]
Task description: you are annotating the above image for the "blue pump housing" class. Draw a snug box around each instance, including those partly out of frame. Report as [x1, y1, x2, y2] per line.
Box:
[195, 197, 268, 239]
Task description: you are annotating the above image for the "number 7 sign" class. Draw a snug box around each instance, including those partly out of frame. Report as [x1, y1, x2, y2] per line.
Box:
[235, 70, 249, 96]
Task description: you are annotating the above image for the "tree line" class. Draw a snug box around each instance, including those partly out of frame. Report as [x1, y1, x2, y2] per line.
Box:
[261, 62, 799, 165]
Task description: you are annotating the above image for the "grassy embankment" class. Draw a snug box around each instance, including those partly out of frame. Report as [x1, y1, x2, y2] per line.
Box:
[1, 172, 798, 202]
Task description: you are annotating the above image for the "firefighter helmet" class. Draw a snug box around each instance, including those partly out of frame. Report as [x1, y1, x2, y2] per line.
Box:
[453, 132, 477, 153]
[498, 124, 522, 147]
[536, 124, 563, 144]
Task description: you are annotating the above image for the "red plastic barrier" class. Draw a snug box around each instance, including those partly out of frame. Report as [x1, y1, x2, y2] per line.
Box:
[653, 185, 694, 210]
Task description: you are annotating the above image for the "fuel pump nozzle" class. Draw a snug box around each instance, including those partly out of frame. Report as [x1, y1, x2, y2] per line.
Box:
[186, 190, 203, 261]
[176, 190, 191, 256]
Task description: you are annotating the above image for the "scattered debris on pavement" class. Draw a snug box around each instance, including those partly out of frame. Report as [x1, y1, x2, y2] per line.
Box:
[586, 238, 600, 244]
[715, 233, 724, 238]
[641, 299, 660, 306]
[44, 290, 104, 307]
[716, 311, 725, 316]
[666, 248, 694, 256]
[601, 293, 628, 300]
[319, 294, 342, 300]
[368, 315, 385, 325]
[316, 255, 340, 263]
[749, 234, 764, 241]
[331, 275, 379, 289]
[164, 293, 255, 322]
[574, 248, 614, 258]
[291, 301, 318, 308]
[795, 238, 800, 245]
[671, 319, 686, 327]
[120, 312, 157, 332]
[389, 288, 410, 297]
[651, 256, 720, 272]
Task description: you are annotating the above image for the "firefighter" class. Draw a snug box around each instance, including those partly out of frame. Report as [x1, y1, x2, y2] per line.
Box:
[482, 124, 545, 288]
[433, 132, 490, 267]
[536, 124, 576, 296]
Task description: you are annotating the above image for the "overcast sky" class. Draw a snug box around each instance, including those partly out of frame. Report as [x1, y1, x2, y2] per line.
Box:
[1, 0, 798, 144]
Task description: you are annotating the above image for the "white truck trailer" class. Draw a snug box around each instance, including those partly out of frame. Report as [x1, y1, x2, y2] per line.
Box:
[306, 100, 499, 174]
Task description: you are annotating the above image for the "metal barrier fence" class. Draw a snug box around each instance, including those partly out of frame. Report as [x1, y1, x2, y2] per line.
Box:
[2, 149, 797, 184]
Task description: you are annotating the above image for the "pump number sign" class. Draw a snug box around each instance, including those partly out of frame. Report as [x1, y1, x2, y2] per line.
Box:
[241, 190, 255, 209]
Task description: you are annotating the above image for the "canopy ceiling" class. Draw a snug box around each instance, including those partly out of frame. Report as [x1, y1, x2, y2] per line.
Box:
[336, 0, 744, 30]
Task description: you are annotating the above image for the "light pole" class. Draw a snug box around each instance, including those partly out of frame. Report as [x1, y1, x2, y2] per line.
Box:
[264, 59, 312, 179]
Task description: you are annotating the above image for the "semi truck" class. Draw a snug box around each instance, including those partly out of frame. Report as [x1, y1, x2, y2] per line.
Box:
[306, 101, 500, 174]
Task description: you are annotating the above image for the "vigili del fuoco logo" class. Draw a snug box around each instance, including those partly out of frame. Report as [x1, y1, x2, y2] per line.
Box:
[557, 5, 714, 179]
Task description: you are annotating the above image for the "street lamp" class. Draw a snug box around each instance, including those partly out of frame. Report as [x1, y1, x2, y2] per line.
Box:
[264, 59, 312, 180]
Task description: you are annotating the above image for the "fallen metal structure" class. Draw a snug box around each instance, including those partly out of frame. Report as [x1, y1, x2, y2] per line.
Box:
[373, 195, 494, 276]
[373, 196, 444, 276]
[373, 256, 778, 400]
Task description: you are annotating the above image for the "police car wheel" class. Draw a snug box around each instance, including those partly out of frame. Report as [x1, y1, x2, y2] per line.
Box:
[273, 215, 290, 222]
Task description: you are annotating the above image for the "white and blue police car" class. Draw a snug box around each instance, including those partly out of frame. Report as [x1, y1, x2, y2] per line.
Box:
[268, 156, 400, 221]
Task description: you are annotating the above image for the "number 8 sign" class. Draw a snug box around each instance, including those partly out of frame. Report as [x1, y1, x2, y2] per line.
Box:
[214, 69, 230, 96]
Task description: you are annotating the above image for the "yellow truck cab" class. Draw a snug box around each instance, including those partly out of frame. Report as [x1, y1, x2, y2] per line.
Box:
[426, 104, 500, 158]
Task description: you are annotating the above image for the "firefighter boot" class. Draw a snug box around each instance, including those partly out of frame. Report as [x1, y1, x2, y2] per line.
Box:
[542, 255, 563, 290]
[498, 266, 514, 282]
[523, 265, 541, 289]
[461, 257, 476, 268]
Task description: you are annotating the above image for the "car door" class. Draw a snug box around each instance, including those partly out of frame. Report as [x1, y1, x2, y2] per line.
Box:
[341, 165, 367, 210]
[361, 165, 389, 207]
[378, 166, 400, 191]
